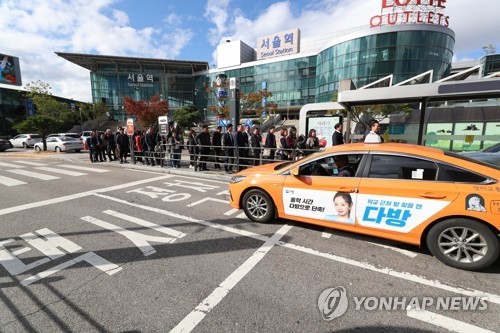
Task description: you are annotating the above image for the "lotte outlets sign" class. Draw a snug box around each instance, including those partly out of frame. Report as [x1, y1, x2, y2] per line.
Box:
[370, 0, 450, 28]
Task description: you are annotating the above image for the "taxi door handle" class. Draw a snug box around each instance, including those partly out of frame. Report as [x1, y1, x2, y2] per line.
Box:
[418, 192, 446, 199]
[331, 187, 358, 193]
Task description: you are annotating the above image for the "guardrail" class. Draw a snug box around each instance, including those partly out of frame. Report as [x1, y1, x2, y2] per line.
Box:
[130, 143, 321, 173]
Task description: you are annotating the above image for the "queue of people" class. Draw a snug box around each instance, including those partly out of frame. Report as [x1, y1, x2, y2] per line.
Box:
[84, 118, 383, 170]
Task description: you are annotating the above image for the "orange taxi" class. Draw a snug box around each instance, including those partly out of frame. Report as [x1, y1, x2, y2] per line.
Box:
[228, 143, 500, 271]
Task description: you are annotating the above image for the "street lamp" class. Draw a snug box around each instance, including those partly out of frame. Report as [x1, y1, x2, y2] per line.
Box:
[286, 101, 290, 121]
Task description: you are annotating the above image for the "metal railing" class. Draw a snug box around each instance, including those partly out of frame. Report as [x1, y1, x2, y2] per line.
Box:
[130, 142, 321, 172]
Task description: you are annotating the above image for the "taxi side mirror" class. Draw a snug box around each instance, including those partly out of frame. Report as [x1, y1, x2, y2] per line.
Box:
[290, 167, 300, 177]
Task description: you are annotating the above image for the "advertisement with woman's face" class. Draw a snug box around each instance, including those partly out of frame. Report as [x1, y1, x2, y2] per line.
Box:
[282, 188, 356, 225]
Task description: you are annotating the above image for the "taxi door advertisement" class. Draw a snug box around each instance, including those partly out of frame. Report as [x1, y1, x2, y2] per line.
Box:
[282, 188, 454, 233]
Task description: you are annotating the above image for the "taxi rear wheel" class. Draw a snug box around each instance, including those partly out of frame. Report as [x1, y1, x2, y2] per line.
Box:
[427, 219, 499, 271]
[242, 189, 275, 223]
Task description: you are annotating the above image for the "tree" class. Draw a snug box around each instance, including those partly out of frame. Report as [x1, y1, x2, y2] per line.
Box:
[13, 115, 65, 150]
[122, 94, 168, 128]
[24, 80, 74, 121]
[334, 101, 415, 133]
[240, 90, 277, 117]
[173, 106, 202, 129]
[201, 80, 277, 118]
[77, 101, 109, 128]
[15, 80, 76, 150]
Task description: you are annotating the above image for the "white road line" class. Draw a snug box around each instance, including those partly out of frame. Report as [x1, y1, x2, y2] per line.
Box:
[321, 228, 333, 239]
[236, 212, 247, 219]
[172, 174, 229, 184]
[224, 208, 239, 216]
[94, 193, 500, 306]
[0, 175, 27, 186]
[35, 167, 87, 177]
[280, 241, 500, 305]
[21, 252, 122, 286]
[102, 209, 186, 238]
[406, 307, 495, 333]
[0, 175, 175, 216]
[367, 241, 418, 258]
[7, 169, 60, 180]
[13, 161, 47, 166]
[56, 164, 110, 173]
[170, 224, 293, 333]
[186, 197, 228, 207]
[0, 162, 26, 168]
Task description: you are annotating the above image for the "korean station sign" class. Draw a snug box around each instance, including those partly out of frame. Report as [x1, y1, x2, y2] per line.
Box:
[256, 28, 300, 61]
[127, 73, 154, 88]
[370, 0, 450, 28]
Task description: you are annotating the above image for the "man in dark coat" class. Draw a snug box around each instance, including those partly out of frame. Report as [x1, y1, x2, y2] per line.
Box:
[116, 128, 130, 164]
[195, 125, 211, 171]
[250, 126, 263, 166]
[105, 129, 116, 161]
[332, 123, 344, 146]
[212, 126, 222, 170]
[264, 125, 277, 160]
[222, 124, 234, 173]
[145, 127, 157, 166]
[232, 124, 246, 171]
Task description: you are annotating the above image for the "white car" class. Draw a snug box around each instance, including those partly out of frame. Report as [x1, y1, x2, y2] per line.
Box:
[9, 134, 42, 148]
[34, 136, 83, 152]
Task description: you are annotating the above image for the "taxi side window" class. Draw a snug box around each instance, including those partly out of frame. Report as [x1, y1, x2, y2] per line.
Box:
[438, 164, 489, 183]
[368, 155, 437, 180]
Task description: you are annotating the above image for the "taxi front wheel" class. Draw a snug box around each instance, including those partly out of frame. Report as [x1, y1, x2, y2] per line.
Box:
[427, 219, 500, 271]
[242, 189, 275, 223]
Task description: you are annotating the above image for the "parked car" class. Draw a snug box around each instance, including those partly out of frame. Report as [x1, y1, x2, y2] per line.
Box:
[9, 134, 42, 148]
[0, 138, 13, 152]
[48, 133, 84, 145]
[34, 136, 83, 152]
[463, 143, 500, 166]
[228, 142, 500, 271]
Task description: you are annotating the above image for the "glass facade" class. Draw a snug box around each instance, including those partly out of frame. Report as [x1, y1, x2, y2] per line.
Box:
[481, 54, 500, 77]
[86, 58, 207, 120]
[196, 26, 455, 114]
[316, 30, 454, 102]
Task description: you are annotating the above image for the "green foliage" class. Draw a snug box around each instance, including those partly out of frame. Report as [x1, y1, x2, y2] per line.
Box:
[173, 106, 202, 128]
[13, 115, 65, 151]
[19, 80, 78, 140]
[340, 103, 416, 132]
[78, 101, 108, 125]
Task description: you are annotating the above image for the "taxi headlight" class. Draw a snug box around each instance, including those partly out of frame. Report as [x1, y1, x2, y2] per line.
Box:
[230, 175, 246, 184]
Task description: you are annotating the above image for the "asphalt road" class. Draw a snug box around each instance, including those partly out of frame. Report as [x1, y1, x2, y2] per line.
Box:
[0, 152, 499, 332]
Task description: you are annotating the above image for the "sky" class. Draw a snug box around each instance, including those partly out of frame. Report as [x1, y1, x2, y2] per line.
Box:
[0, 0, 499, 102]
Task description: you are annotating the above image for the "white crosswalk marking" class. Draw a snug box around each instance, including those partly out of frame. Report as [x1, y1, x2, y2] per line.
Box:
[13, 161, 47, 166]
[35, 166, 87, 177]
[0, 175, 27, 186]
[56, 164, 110, 173]
[7, 169, 60, 180]
[0, 162, 26, 168]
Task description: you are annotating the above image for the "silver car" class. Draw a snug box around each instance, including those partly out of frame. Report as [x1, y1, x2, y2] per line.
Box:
[463, 143, 500, 166]
[34, 136, 83, 152]
[9, 134, 42, 148]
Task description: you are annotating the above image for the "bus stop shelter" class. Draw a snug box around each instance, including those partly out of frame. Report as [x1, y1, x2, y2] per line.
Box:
[337, 67, 500, 146]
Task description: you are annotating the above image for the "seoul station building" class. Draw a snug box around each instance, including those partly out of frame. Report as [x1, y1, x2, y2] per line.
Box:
[57, 1, 457, 115]
[57, 2, 499, 149]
